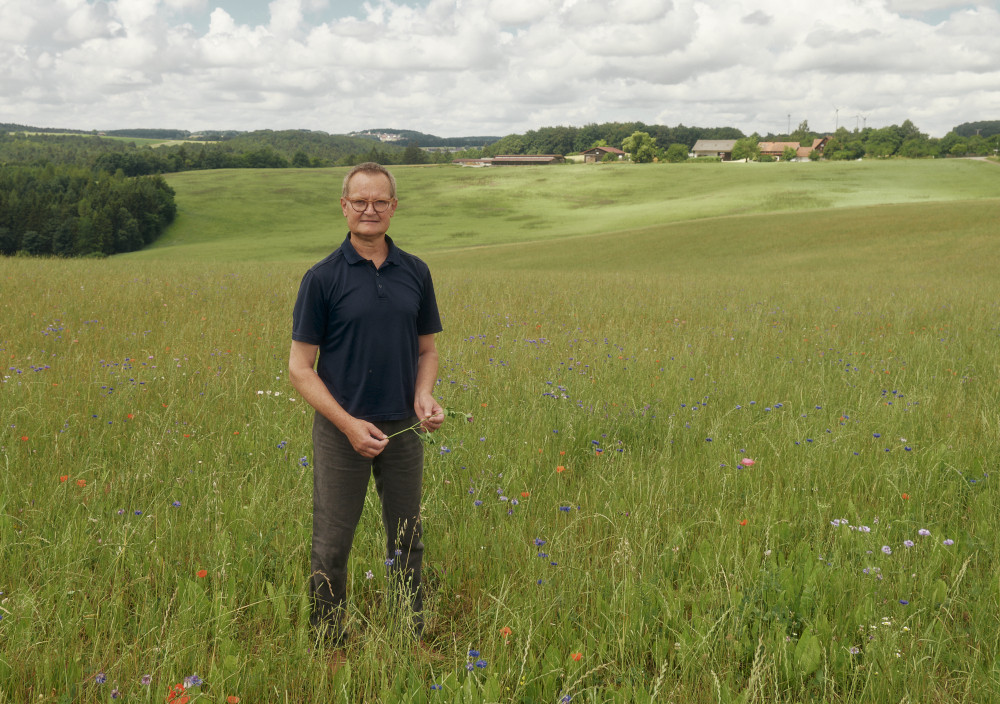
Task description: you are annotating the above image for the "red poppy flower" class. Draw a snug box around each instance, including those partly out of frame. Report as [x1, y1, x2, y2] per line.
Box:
[901, 493, 910, 500]
[521, 492, 530, 498]
[60, 475, 69, 483]
[76, 479, 87, 487]
[556, 465, 565, 473]
[570, 652, 582, 661]
[500, 626, 512, 638]
[740, 519, 748, 526]
[197, 569, 208, 578]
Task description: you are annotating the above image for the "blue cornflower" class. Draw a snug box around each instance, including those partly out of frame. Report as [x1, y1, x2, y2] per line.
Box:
[466, 663, 474, 671]
[430, 684, 443, 690]
[300, 456, 309, 467]
[538, 552, 548, 558]
[468, 649, 480, 657]
[184, 674, 203, 688]
[899, 600, 909, 605]
[95, 673, 107, 684]
[134, 510, 142, 516]
[474, 500, 482, 507]
[172, 501, 181, 507]
[385, 558, 394, 567]
[873, 433, 881, 438]
[534, 538, 546, 546]
[475, 659, 488, 668]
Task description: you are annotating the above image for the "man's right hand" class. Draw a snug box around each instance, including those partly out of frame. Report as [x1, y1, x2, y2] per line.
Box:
[343, 418, 388, 458]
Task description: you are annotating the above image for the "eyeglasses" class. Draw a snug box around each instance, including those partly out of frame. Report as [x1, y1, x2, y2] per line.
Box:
[346, 198, 394, 213]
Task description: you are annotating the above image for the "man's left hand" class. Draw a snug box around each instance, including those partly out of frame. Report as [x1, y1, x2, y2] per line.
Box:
[415, 394, 444, 433]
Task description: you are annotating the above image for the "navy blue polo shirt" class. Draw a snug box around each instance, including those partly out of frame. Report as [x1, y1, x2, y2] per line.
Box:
[292, 234, 442, 422]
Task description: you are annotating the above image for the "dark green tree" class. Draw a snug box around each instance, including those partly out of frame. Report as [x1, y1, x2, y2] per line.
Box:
[622, 131, 660, 163]
[402, 143, 428, 164]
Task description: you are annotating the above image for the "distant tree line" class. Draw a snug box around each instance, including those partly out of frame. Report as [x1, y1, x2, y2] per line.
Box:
[752, 119, 1000, 161]
[0, 164, 176, 257]
[464, 122, 745, 158]
[353, 128, 500, 148]
[3, 117, 996, 180]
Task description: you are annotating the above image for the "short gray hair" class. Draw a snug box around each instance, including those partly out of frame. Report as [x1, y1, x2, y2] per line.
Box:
[342, 162, 397, 199]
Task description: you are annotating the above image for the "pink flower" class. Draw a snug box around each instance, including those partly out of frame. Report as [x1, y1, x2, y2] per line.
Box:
[741, 458, 755, 467]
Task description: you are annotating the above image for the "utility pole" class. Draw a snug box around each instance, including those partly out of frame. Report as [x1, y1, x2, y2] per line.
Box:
[834, 107, 839, 131]
[788, 114, 791, 135]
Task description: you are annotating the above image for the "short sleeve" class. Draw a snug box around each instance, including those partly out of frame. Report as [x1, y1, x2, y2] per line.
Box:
[416, 268, 443, 336]
[291, 269, 327, 344]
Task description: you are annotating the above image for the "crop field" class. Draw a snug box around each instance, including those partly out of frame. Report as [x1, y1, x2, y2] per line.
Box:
[2, 160, 999, 702]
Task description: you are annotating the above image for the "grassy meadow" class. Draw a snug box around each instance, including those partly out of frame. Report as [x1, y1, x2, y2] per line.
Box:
[2, 159, 1000, 702]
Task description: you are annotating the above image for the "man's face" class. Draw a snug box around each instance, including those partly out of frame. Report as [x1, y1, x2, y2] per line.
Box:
[341, 172, 397, 239]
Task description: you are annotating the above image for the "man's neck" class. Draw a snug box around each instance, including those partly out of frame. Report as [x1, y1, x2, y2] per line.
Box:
[350, 232, 389, 267]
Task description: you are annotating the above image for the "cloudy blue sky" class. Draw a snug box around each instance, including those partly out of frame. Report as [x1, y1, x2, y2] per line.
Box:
[1, 0, 997, 138]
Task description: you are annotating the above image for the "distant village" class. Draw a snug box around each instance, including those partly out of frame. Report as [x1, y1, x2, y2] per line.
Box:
[451, 138, 830, 167]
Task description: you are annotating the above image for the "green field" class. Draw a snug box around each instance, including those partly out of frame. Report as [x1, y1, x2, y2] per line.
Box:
[2, 160, 1000, 702]
[131, 159, 1000, 261]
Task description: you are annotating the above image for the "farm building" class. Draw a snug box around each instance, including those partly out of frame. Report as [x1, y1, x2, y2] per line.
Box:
[453, 154, 566, 167]
[758, 138, 829, 160]
[580, 146, 626, 163]
[691, 139, 738, 160]
[490, 154, 566, 165]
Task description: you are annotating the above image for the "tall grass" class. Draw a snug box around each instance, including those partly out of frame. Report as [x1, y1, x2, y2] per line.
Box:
[1, 163, 999, 702]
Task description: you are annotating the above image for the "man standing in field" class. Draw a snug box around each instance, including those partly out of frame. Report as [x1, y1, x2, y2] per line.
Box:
[289, 162, 444, 645]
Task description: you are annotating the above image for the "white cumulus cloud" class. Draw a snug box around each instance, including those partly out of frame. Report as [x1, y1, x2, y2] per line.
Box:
[0, 0, 997, 136]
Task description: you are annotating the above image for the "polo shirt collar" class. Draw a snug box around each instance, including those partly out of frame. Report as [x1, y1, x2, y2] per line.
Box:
[340, 233, 399, 266]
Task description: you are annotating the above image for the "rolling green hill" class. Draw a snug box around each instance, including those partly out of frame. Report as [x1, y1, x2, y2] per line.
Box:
[129, 159, 1000, 264]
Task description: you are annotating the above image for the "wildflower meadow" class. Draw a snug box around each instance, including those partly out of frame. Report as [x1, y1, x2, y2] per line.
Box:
[2, 160, 999, 702]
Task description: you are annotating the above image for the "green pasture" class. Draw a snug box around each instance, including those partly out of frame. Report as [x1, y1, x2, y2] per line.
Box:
[129, 158, 1000, 262]
[2, 160, 999, 702]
